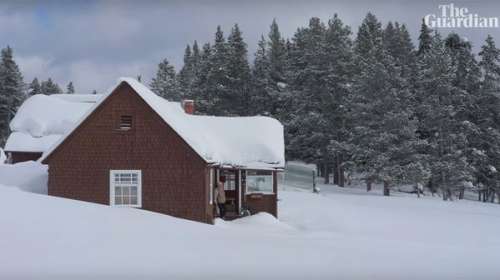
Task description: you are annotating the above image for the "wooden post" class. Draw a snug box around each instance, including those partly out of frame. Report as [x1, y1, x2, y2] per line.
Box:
[313, 170, 319, 193]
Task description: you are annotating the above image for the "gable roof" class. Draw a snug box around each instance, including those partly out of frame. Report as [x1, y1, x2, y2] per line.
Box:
[40, 78, 285, 169]
[4, 94, 102, 153]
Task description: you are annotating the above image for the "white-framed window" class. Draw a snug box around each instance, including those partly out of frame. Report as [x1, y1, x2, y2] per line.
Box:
[110, 170, 142, 207]
[223, 171, 236, 191]
[246, 170, 274, 194]
[209, 168, 214, 205]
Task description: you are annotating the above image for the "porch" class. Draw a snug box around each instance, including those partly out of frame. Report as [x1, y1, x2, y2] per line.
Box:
[212, 167, 279, 220]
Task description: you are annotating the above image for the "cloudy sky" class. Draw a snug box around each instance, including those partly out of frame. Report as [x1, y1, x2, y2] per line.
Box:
[2, 0, 500, 93]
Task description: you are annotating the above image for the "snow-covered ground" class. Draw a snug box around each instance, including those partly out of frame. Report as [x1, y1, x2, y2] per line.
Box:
[1, 161, 500, 279]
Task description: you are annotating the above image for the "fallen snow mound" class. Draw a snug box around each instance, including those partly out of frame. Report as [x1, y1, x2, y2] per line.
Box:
[0, 161, 47, 194]
[215, 212, 294, 232]
[0, 148, 5, 163]
[1, 162, 500, 279]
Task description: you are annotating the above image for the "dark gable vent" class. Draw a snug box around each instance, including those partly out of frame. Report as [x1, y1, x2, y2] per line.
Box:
[119, 115, 133, 130]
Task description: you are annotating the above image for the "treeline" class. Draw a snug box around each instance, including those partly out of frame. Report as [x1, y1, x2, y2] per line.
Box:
[0, 45, 82, 146]
[151, 13, 500, 201]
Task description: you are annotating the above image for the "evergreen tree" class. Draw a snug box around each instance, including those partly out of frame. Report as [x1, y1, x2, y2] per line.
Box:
[250, 19, 289, 117]
[251, 35, 271, 115]
[472, 35, 500, 201]
[66, 81, 75, 94]
[0, 46, 25, 146]
[205, 26, 230, 115]
[150, 59, 181, 100]
[479, 35, 500, 94]
[225, 24, 251, 115]
[354, 12, 383, 60]
[350, 13, 426, 195]
[286, 17, 329, 167]
[445, 33, 481, 92]
[323, 14, 354, 186]
[190, 42, 213, 114]
[417, 18, 432, 56]
[178, 44, 193, 97]
[40, 78, 62, 95]
[287, 16, 354, 185]
[28, 78, 41, 96]
[416, 34, 472, 200]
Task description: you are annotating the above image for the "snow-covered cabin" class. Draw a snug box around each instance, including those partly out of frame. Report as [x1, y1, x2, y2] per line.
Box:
[39, 78, 284, 223]
[4, 93, 102, 163]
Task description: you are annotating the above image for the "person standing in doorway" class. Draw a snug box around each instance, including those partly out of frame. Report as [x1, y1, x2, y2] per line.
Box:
[215, 175, 227, 218]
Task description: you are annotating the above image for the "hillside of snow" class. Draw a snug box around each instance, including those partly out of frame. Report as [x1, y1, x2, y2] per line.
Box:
[1, 161, 500, 279]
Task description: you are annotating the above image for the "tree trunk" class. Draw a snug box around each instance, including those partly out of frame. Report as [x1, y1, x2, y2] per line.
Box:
[458, 188, 464, 200]
[323, 163, 330, 184]
[338, 154, 345, 187]
[366, 179, 372, 192]
[317, 163, 323, 178]
[339, 166, 345, 187]
[383, 181, 390, 196]
[333, 158, 339, 185]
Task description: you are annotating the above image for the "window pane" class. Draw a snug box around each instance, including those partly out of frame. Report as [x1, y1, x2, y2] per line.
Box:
[121, 174, 131, 183]
[115, 187, 122, 196]
[223, 173, 236, 190]
[246, 171, 273, 193]
[131, 187, 137, 196]
[123, 187, 130, 196]
[115, 195, 123, 205]
[122, 196, 130, 205]
[130, 196, 137, 205]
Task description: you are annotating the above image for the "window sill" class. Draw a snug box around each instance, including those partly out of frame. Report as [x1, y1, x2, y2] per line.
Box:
[246, 192, 275, 196]
[111, 204, 142, 208]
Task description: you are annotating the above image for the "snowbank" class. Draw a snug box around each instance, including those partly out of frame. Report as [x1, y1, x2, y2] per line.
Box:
[0, 161, 47, 193]
[41, 78, 285, 169]
[0, 148, 5, 163]
[0, 163, 500, 278]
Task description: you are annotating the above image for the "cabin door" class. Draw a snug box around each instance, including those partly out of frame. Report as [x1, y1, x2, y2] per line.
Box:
[220, 169, 238, 216]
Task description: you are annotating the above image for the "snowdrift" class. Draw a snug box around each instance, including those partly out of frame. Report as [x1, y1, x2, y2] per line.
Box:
[1, 162, 500, 279]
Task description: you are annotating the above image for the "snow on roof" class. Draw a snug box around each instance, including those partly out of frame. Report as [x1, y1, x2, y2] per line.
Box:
[40, 78, 285, 169]
[4, 94, 101, 153]
[51, 94, 102, 103]
[5, 132, 61, 153]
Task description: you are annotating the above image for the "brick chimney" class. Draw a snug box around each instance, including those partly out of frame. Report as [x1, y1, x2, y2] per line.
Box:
[182, 100, 195, 114]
